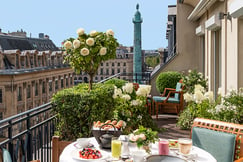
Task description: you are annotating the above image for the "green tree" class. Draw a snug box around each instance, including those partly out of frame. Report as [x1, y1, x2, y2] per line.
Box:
[63, 29, 119, 91]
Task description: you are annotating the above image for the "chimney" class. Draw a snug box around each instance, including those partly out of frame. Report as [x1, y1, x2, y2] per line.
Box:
[39, 33, 44, 39]
[0, 28, 2, 33]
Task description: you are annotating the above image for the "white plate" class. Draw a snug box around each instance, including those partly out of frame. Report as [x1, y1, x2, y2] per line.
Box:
[70, 149, 109, 161]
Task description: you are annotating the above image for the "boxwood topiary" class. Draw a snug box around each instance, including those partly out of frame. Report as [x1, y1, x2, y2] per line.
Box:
[51, 83, 116, 141]
[156, 71, 182, 94]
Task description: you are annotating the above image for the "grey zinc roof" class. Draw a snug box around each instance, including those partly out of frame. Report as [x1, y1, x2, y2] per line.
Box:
[0, 34, 59, 51]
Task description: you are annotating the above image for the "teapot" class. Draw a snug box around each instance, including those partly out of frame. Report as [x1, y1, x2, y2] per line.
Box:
[100, 133, 113, 148]
[99, 124, 116, 149]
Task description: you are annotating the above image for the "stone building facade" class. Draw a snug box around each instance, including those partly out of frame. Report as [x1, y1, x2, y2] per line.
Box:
[0, 30, 74, 119]
[75, 45, 135, 84]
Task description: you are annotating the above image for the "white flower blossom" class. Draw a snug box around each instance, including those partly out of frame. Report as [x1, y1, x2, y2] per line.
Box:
[113, 88, 122, 98]
[121, 94, 131, 101]
[131, 99, 143, 106]
[106, 29, 114, 36]
[183, 93, 193, 102]
[122, 83, 134, 94]
[204, 91, 214, 103]
[194, 84, 205, 93]
[73, 39, 80, 49]
[127, 118, 130, 122]
[138, 115, 142, 119]
[99, 47, 107, 55]
[136, 85, 151, 97]
[194, 90, 205, 104]
[86, 38, 95, 46]
[64, 41, 72, 49]
[80, 48, 89, 56]
[188, 69, 192, 73]
[90, 30, 97, 37]
[77, 28, 85, 35]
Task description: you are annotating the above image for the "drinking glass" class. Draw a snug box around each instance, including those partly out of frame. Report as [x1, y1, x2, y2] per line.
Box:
[178, 138, 192, 155]
[111, 137, 122, 160]
[158, 138, 169, 155]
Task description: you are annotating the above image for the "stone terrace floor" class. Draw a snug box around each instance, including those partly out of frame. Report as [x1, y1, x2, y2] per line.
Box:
[153, 114, 190, 139]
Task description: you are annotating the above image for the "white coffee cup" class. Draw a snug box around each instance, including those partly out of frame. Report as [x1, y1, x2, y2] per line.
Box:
[132, 150, 146, 162]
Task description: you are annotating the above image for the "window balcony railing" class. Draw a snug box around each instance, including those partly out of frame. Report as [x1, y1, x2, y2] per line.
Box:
[0, 103, 56, 162]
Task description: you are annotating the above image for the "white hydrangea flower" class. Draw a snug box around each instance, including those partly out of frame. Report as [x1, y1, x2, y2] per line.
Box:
[194, 90, 205, 104]
[86, 38, 95, 46]
[80, 48, 89, 56]
[188, 69, 192, 73]
[194, 84, 205, 93]
[131, 99, 143, 106]
[99, 47, 107, 55]
[63, 41, 72, 49]
[73, 39, 80, 49]
[204, 91, 214, 103]
[138, 115, 142, 119]
[121, 94, 131, 101]
[122, 83, 134, 94]
[215, 104, 226, 113]
[183, 93, 193, 102]
[77, 28, 85, 35]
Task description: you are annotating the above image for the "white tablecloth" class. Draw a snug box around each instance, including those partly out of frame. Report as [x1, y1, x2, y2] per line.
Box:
[59, 137, 217, 162]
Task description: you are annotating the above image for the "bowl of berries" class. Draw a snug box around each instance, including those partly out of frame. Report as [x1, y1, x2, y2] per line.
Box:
[71, 148, 108, 161]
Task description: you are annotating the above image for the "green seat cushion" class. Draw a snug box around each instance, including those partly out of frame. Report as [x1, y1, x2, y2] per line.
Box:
[152, 96, 179, 103]
[192, 127, 236, 162]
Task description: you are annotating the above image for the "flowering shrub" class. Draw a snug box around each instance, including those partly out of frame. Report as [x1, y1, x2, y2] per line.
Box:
[63, 28, 119, 90]
[129, 126, 158, 153]
[112, 83, 157, 134]
[209, 88, 243, 123]
[178, 85, 243, 129]
[182, 69, 208, 94]
[177, 84, 216, 129]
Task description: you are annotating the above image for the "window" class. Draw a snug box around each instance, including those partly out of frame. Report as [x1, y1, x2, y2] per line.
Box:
[0, 89, 2, 103]
[100, 68, 103, 75]
[42, 82, 46, 94]
[112, 69, 115, 75]
[117, 69, 120, 73]
[106, 63, 109, 66]
[100, 77, 103, 80]
[101, 62, 103, 66]
[49, 81, 52, 92]
[55, 80, 58, 90]
[123, 69, 126, 73]
[66, 78, 68, 87]
[70, 77, 73, 85]
[18, 87, 22, 101]
[118, 63, 120, 66]
[112, 63, 114, 66]
[61, 79, 64, 88]
[35, 83, 38, 96]
[27, 85, 31, 98]
[123, 62, 126, 66]
[106, 69, 109, 75]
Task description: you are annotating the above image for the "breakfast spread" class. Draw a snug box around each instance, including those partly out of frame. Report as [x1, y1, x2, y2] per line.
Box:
[93, 120, 123, 130]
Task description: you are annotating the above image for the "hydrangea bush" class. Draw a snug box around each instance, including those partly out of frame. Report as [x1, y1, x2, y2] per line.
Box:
[112, 83, 158, 134]
[178, 84, 243, 129]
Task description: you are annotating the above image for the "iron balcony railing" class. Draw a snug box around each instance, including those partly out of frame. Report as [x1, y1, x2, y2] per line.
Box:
[0, 103, 56, 162]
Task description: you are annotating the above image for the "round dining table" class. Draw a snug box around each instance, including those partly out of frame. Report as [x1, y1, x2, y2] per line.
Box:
[59, 137, 217, 162]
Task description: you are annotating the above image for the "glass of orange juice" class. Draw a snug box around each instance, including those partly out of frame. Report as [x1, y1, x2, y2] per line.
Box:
[111, 137, 121, 160]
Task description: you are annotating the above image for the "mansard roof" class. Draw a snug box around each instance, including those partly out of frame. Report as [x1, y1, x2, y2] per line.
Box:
[0, 34, 59, 51]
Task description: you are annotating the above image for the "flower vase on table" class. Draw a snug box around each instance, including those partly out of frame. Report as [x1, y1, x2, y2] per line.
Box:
[129, 126, 158, 154]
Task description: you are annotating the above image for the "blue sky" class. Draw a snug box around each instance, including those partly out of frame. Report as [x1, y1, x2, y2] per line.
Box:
[0, 0, 176, 50]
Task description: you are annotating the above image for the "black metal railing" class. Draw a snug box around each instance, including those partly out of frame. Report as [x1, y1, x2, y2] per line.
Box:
[0, 103, 56, 162]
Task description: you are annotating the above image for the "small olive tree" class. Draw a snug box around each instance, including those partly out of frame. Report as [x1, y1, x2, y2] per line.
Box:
[63, 28, 119, 90]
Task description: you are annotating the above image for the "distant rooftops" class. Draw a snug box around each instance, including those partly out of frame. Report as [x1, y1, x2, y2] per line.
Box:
[0, 29, 59, 52]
